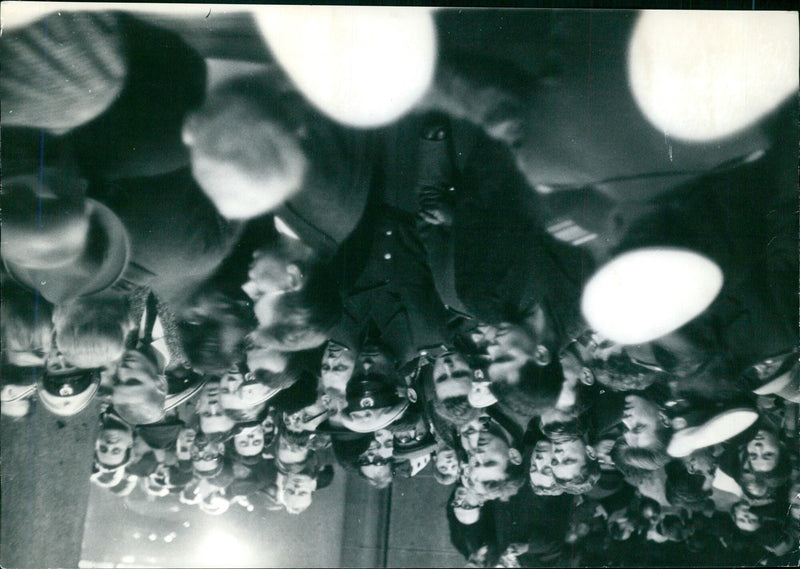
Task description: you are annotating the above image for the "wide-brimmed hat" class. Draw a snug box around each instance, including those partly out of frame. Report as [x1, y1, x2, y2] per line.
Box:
[37, 366, 101, 417]
[3, 198, 130, 304]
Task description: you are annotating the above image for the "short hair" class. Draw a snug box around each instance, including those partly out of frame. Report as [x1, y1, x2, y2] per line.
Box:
[269, 369, 319, 416]
[664, 460, 711, 512]
[1, 279, 53, 361]
[432, 395, 479, 427]
[52, 294, 132, 368]
[182, 71, 308, 186]
[489, 360, 563, 417]
[554, 457, 601, 495]
[611, 439, 671, 472]
[177, 284, 256, 375]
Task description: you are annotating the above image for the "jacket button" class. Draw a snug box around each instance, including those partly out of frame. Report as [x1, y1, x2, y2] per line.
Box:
[384, 253, 392, 260]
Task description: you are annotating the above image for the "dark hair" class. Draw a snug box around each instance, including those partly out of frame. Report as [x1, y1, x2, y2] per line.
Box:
[182, 70, 308, 182]
[665, 460, 711, 512]
[177, 284, 256, 375]
[251, 265, 341, 352]
[611, 439, 671, 472]
[269, 368, 319, 416]
[489, 360, 563, 417]
[331, 435, 372, 471]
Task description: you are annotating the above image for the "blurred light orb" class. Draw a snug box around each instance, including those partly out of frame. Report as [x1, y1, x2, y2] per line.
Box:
[628, 11, 799, 141]
[253, 6, 437, 127]
[581, 248, 723, 345]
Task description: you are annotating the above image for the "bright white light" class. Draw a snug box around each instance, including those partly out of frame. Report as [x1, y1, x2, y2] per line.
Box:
[195, 531, 253, 568]
[581, 248, 723, 344]
[148, 533, 158, 542]
[628, 11, 798, 141]
[253, 6, 437, 127]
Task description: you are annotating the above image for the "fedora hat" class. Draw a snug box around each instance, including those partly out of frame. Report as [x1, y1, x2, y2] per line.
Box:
[4, 197, 130, 304]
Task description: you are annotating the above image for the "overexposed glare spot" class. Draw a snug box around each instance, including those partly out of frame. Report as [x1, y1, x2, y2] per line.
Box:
[195, 532, 254, 568]
[581, 248, 723, 344]
[253, 6, 437, 128]
[628, 11, 798, 141]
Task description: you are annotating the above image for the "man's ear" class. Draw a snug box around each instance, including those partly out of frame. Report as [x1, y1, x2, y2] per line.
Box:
[286, 264, 304, 292]
[585, 445, 597, 461]
[508, 448, 523, 466]
[580, 367, 595, 386]
[659, 412, 671, 428]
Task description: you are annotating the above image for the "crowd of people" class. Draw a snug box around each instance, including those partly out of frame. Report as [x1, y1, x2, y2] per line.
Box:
[1, 8, 798, 567]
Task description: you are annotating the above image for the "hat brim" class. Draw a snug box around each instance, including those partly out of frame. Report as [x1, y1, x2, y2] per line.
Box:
[752, 367, 796, 396]
[165, 377, 208, 411]
[667, 408, 758, 458]
[340, 400, 409, 433]
[393, 438, 437, 461]
[4, 198, 130, 303]
[36, 373, 100, 417]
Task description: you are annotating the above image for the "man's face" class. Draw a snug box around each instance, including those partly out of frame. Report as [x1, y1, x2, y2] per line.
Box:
[197, 381, 235, 434]
[460, 417, 512, 485]
[277, 433, 309, 465]
[745, 429, 780, 472]
[280, 473, 316, 514]
[529, 440, 557, 490]
[234, 425, 265, 457]
[433, 352, 472, 401]
[111, 349, 164, 408]
[486, 323, 535, 385]
[551, 438, 588, 482]
[176, 428, 197, 461]
[734, 505, 761, 532]
[320, 342, 356, 395]
[622, 395, 664, 449]
[435, 448, 459, 479]
[220, 367, 275, 410]
[95, 427, 133, 467]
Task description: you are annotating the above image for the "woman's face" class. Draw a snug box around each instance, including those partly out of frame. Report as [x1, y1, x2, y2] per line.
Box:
[745, 429, 780, 473]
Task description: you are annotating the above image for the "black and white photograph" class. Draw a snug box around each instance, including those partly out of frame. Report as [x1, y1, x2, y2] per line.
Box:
[1, 4, 798, 568]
